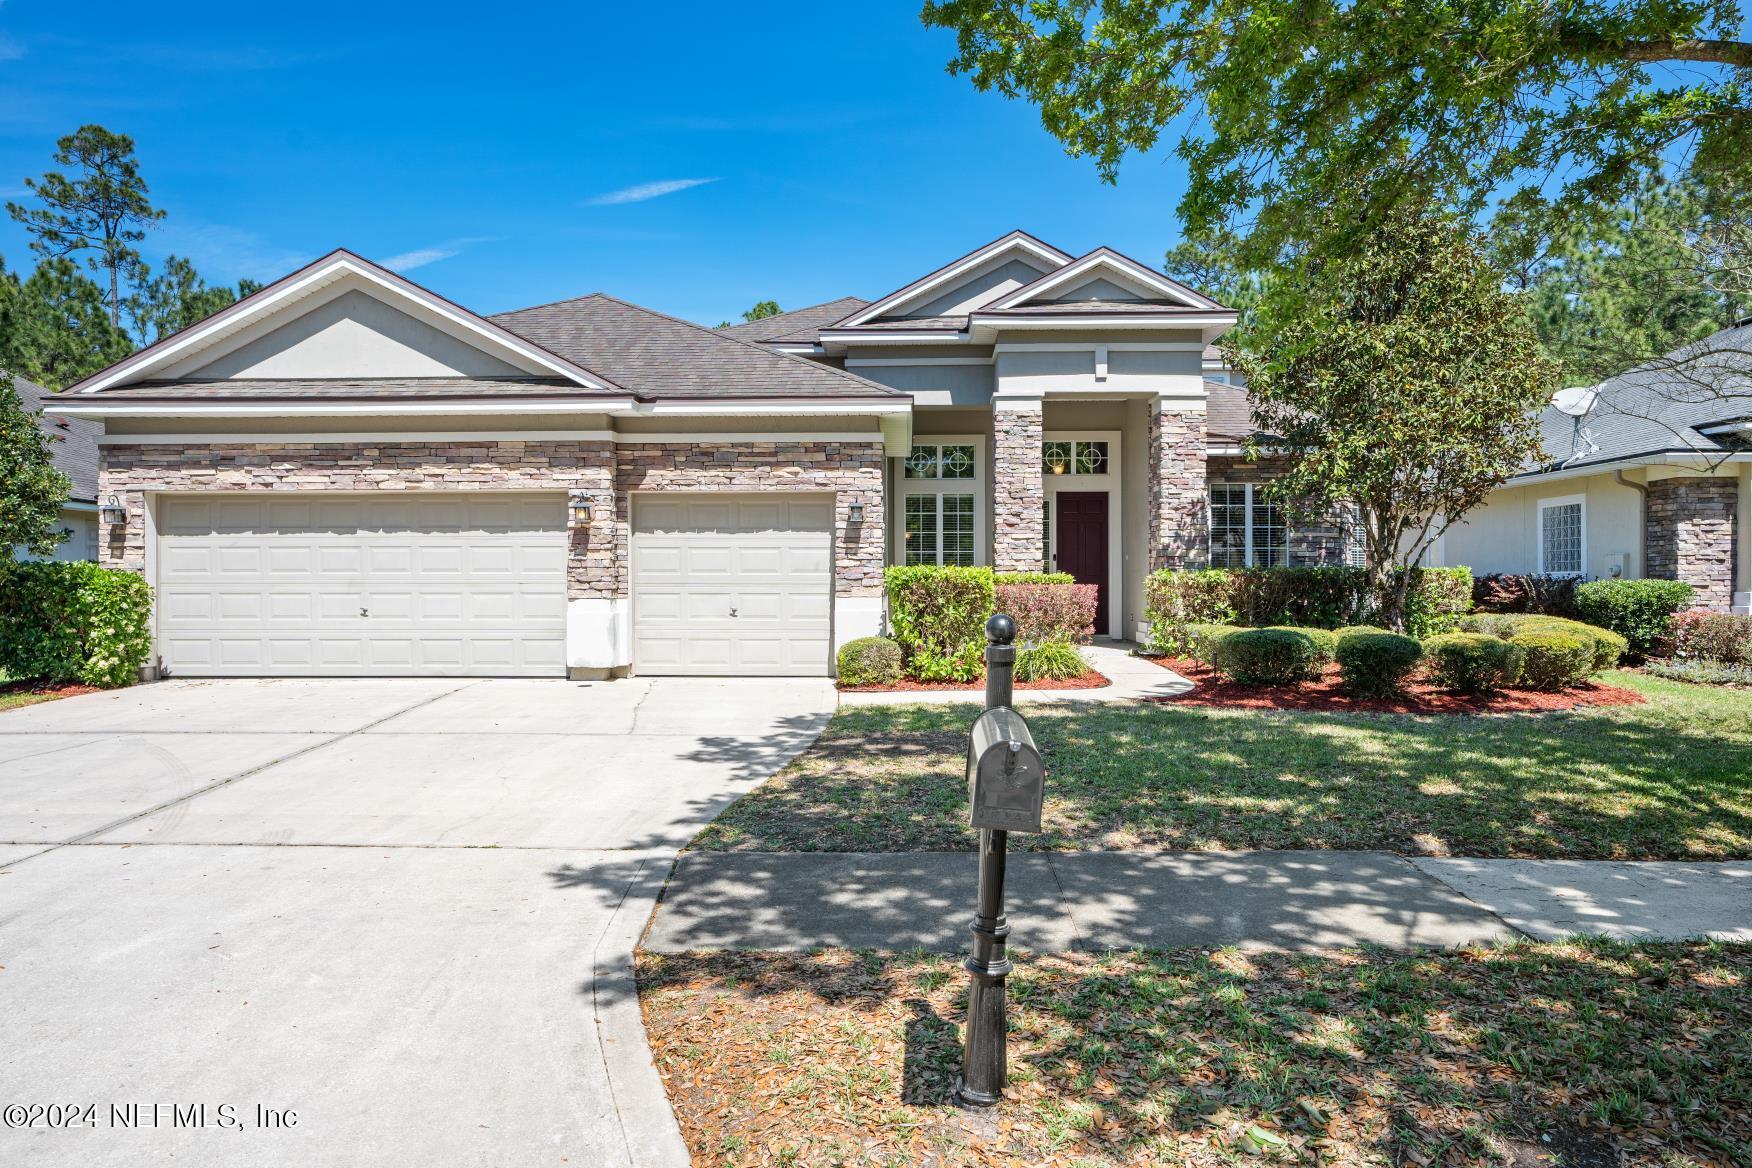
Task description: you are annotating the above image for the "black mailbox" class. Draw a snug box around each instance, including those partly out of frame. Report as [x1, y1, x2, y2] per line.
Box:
[966, 707, 1045, 833]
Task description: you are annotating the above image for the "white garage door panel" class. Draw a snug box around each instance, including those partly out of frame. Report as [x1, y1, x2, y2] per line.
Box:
[632, 495, 832, 677]
[158, 494, 565, 677]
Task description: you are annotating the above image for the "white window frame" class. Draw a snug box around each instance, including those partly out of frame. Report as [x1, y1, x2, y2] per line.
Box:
[1537, 493, 1587, 577]
[894, 435, 988, 567]
[1042, 429, 1123, 638]
[1208, 482, 1289, 568]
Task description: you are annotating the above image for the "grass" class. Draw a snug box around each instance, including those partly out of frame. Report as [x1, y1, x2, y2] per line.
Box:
[0, 669, 87, 713]
[692, 670, 1752, 859]
[639, 939, 1752, 1167]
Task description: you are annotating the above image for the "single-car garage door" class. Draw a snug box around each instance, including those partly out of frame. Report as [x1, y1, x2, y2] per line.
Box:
[157, 494, 566, 677]
[632, 494, 832, 676]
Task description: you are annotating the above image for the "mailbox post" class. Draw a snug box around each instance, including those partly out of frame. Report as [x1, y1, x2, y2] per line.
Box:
[956, 613, 1045, 1108]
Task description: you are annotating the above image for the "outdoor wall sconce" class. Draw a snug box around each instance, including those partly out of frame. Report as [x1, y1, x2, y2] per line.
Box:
[99, 494, 126, 525]
[568, 493, 594, 525]
[847, 501, 865, 525]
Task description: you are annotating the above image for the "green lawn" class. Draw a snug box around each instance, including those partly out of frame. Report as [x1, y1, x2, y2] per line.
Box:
[640, 939, 1751, 1167]
[693, 671, 1752, 859]
[0, 669, 91, 713]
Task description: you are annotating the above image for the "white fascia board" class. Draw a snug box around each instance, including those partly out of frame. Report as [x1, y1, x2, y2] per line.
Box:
[768, 343, 826, 356]
[992, 341, 1205, 353]
[835, 234, 1072, 327]
[846, 356, 993, 366]
[45, 398, 635, 419]
[984, 248, 1219, 311]
[614, 398, 913, 417]
[97, 429, 886, 446]
[819, 329, 971, 346]
[1508, 450, 1750, 485]
[969, 312, 1237, 338]
[73, 254, 617, 395]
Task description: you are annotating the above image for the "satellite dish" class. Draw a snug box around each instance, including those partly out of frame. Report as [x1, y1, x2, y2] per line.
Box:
[1551, 385, 1599, 417]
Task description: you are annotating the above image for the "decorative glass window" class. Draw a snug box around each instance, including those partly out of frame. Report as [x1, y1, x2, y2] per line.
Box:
[1209, 483, 1289, 567]
[1043, 440, 1109, 476]
[900, 440, 984, 566]
[905, 443, 975, 479]
[1539, 497, 1584, 576]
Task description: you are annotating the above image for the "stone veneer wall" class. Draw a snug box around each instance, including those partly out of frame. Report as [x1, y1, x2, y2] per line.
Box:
[992, 404, 1045, 572]
[1149, 407, 1209, 569]
[1646, 476, 1739, 609]
[1205, 455, 1349, 567]
[612, 440, 885, 596]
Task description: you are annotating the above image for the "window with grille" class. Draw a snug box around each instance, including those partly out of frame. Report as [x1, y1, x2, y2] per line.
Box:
[1539, 497, 1584, 576]
[1042, 440, 1109, 476]
[1209, 483, 1290, 567]
[901, 441, 983, 566]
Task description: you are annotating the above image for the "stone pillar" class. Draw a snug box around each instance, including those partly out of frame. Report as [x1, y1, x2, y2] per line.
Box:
[1149, 403, 1209, 569]
[992, 399, 1044, 572]
[1646, 476, 1739, 610]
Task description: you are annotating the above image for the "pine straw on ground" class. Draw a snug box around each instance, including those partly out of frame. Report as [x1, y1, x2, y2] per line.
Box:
[638, 941, 1751, 1167]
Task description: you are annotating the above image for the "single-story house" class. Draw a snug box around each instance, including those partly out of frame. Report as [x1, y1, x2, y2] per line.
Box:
[43, 231, 1747, 680]
[11, 372, 100, 562]
[1441, 323, 1751, 615]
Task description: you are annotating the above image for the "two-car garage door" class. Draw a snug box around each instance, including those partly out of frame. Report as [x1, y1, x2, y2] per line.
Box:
[157, 494, 566, 677]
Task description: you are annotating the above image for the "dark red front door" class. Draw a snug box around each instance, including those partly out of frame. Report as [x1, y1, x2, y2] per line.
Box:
[1054, 491, 1109, 635]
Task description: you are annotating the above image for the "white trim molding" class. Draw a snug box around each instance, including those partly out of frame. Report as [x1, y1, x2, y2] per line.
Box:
[1042, 429, 1124, 638]
[95, 429, 887, 446]
[835, 231, 1074, 328]
[893, 434, 989, 568]
[983, 246, 1222, 311]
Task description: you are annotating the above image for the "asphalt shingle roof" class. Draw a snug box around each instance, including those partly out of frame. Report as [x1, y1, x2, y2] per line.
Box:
[491, 294, 903, 399]
[11, 372, 100, 502]
[718, 297, 870, 344]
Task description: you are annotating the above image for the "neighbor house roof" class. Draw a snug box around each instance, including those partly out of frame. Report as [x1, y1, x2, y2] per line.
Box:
[11, 373, 99, 502]
[491, 293, 904, 400]
[1525, 322, 1752, 477]
[718, 297, 870, 344]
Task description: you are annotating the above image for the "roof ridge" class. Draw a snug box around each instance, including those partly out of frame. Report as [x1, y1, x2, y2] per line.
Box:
[489, 290, 613, 319]
[719, 295, 870, 329]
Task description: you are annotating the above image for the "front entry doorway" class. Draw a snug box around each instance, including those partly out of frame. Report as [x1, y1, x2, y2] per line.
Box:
[1054, 491, 1110, 634]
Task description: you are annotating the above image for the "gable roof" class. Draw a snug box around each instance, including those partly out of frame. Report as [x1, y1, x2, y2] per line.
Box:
[833, 230, 1073, 328]
[11, 373, 99, 502]
[719, 297, 870, 344]
[491, 293, 905, 400]
[67, 249, 627, 397]
[1528, 322, 1752, 475]
[983, 247, 1224, 311]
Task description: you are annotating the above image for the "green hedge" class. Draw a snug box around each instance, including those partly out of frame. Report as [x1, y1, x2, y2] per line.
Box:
[1424, 633, 1525, 694]
[1512, 631, 1597, 691]
[993, 571, 1075, 585]
[1265, 624, 1338, 665]
[1213, 627, 1322, 685]
[1459, 613, 1626, 672]
[1145, 565, 1472, 649]
[1574, 578, 1695, 656]
[836, 636, 902, 686]
[883, 565, 995, 682]
[1335, 631, 1424, 697]
[0, 560, 153, 688]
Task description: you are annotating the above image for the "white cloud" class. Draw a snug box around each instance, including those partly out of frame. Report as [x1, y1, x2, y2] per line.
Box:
[148, 221, 309, 285]
[380, 236, 492, 273]
[0, 33, 25, 62]
[584, 178, 718, 206]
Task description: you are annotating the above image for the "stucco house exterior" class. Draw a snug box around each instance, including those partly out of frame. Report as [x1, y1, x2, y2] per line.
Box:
[10, 372, 100, 562]
[48, 232, 1245, 678]
[1442, 323, 1751, 615]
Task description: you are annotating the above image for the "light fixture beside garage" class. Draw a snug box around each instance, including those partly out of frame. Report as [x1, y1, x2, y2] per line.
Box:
[847, 501, 865, 525]
[568, 491, 594, 525]
[99, 494, 126, 525]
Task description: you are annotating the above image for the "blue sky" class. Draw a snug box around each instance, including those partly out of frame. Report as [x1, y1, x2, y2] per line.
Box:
[0, 2, 1196, 326]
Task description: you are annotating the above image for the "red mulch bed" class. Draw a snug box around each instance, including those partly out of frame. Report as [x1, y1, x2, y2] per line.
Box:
[0, 679, 103, 700]
[1140, 656, 1645, 715]
[839, 669, 1110, 693]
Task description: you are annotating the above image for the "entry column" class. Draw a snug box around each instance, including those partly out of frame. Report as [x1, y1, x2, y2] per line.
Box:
[992, 398, 1045, 572]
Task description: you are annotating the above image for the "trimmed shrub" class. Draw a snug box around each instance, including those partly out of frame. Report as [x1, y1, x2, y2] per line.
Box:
[1402, 567, 1473, 637]
[1264, 625, 1338, 666]
[1144, 569, 1236, 654]
[0, 560, 153, 688]
[1144, 565, 1473, 647]
[1335, 631, 1424, 697]
[1016, 641, 1088, 682]
[995, 582, 1099, 645]
[1511, 631, 1597, 691]
[1574, 578, 1694, 656]
[1645, 659, 1752, 687]
[1424, 633, 1525, 694]
[1662, 609, 1752, 665]
[994, 571, 1075, 585]
[836, 636, 902, 686]
[1228, 567, 1365, 629]
[1458, 612, 1626, 672]
[1213, 628, 1321, 685]
[1471, 573, 1581, 617]
[1184, 623, 1245, 666]
[884, 565, 995, 682]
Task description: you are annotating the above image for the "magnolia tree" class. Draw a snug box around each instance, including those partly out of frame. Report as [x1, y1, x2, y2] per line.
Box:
[1233, 211, 1560, 629]
[0, 370, 73, 557]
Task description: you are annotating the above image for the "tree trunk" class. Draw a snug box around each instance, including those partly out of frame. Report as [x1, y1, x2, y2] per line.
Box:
[108, 260, 120, 330]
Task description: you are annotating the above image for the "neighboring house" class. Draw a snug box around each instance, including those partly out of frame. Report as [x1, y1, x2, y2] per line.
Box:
[1445, 324, 1752, 614]
[46, 232, 1252, 678]
[10, 373, 100, 562]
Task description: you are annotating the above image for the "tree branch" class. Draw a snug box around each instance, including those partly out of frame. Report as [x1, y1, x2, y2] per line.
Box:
[1559, 31, 1752, 69]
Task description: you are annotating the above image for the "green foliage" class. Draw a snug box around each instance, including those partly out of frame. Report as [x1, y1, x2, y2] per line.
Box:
[1335, 631, 1425, 698]
[996, 582, 1098, 645]
[1237, 210, 1557, 629]
[1213, 627, 1320, 686]
[1644, 659, 1752, 687]
[1663, 609, 1752, 665]
[883, 565, 995, 682]
[1264, 625, 1337, 666]
[1183, 623, 1244, 666]
[1145, 565, 1471, 647]
[1402, 567, 1474, 637]
[836, 636, 903, 687]
[0, 560, 152, 687]
[0, 255, 133, 388]
[993, 571, 1074, 585]
[1336, 624, 1392, 639]
[1144, 568, 1236, 653]
[1575, 579, 1696, 656]
[126, 255, 250, 345]
[6, 124, 165, 327]
[1424, 633, 1527, 695]
[1511, 632, 1598, 691]
[1460, 613, 1627, 672]
[0, 370, 73, 555]
[1016, 641, 1088, 682]
[921, 1, 1750, 273]
[1472, 573, 1582, 617]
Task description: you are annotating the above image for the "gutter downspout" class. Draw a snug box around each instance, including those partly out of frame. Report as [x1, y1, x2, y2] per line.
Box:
[1614, 469, 1648, 579]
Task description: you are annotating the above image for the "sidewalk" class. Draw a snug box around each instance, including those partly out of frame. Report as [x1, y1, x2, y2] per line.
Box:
[645, 849, 1752, 953]
[837, 640, 1191, 707]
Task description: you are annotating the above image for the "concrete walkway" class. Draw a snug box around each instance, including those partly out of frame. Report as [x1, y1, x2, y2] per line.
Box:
[0, 677, 835, 1168]
[646, 850, 1751, 954]
[838, 640, 1192, 706]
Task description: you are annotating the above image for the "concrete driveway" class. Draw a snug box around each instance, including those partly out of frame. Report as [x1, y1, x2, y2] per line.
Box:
[0, 676, 834, 1167]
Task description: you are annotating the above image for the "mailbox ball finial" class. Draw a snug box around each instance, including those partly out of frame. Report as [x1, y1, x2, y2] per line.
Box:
[986, 613, 1016, 645]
